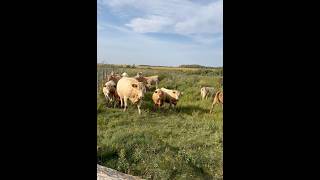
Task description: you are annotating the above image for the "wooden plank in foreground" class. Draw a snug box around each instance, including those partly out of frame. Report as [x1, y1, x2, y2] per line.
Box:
[97, 164, 143, 180]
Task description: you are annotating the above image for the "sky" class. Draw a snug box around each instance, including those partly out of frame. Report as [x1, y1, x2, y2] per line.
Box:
[97, 0, 223, 67]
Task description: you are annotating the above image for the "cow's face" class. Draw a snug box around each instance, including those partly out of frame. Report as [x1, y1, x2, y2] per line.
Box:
[201, 87, 209, 93]
[122, 72, 128, 77]
[131, 82, 146, 102]
[154, 89, 164, 98]
[146, 83, 152, 89]
[138, 82, 146, 98]
[171, 90, 182, 100]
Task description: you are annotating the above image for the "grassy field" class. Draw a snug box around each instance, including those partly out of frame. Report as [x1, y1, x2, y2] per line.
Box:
[97, 64, 223, 179]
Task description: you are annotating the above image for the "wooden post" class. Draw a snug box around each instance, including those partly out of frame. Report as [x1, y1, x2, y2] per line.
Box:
[97, 71, 99, 95]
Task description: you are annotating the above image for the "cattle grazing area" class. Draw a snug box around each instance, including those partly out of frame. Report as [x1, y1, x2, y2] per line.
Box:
[97, 64, 223, 179]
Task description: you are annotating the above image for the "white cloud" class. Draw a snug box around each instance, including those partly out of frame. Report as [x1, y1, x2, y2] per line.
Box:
[174, 1, 223, 35]
[97, 0, 223, 66]
[125, 15, 174, 33]
[100, 0, 223, 40]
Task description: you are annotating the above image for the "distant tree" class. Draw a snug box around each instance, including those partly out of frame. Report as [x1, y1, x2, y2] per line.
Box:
[179, 64, 205, 68]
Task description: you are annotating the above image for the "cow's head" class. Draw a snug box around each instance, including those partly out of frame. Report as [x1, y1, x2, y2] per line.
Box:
[200, 87, 205, 93]
[146, 83, 152, 90]
[131, 82, 146, 103]
[171, 90, 182, 101]
[154, 89, 164, 98]
[122, 72, 129, 77]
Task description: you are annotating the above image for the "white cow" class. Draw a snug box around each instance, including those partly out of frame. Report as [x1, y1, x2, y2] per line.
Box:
[200, 87, 215, 100]
[145, 76, 159, 89]
[102, 80, 117, 102]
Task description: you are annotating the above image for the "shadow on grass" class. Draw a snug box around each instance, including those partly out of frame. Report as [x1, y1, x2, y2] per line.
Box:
[98, 96, 211, 116]
[146, 104, 209, 115]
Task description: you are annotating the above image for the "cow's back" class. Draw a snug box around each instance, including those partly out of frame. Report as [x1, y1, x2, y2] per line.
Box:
[117, 77, 138, 98]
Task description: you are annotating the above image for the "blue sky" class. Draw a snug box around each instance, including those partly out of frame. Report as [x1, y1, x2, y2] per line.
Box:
[97, 0, 223, 67]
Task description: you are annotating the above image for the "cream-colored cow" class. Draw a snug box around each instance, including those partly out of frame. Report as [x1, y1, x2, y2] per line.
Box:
[116, 77, 146, 115]
[152, 89, 165, 109]
[160, 87, 183, 108]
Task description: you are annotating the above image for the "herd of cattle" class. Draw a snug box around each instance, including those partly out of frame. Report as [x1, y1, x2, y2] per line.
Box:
[102, 71, 223, 115]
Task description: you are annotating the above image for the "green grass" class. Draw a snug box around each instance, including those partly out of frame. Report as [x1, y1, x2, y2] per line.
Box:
[97, 65, 223, 180]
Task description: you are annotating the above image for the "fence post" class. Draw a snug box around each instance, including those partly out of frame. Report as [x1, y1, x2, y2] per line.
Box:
[102, 69, 104, 83]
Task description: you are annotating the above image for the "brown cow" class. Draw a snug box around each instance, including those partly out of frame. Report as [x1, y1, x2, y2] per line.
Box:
[134, 72, 150, 90]
[106, 72, 122, 84]
[134, 72, 159, 90]
[152, 89, 165, 109]
[210, 90, 223, 113]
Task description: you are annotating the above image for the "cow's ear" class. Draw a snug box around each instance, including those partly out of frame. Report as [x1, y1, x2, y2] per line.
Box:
[132, 84, 138, 88]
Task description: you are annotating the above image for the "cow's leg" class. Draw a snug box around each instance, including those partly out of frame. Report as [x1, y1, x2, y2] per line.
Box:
[104, 95, 109, 106]
[137, 101, 142, 115]
[210, 96, 218, 114]
[120, 97, 123, 108]
[123, 97, 128, 112]
[156, 81, 158, 89]
[152, 104, 156, 111]
[116, 98, 121, 108]
[104, 94, 109, 101]
[210, 102, 215, 114]
[112, 96, 117, 108]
